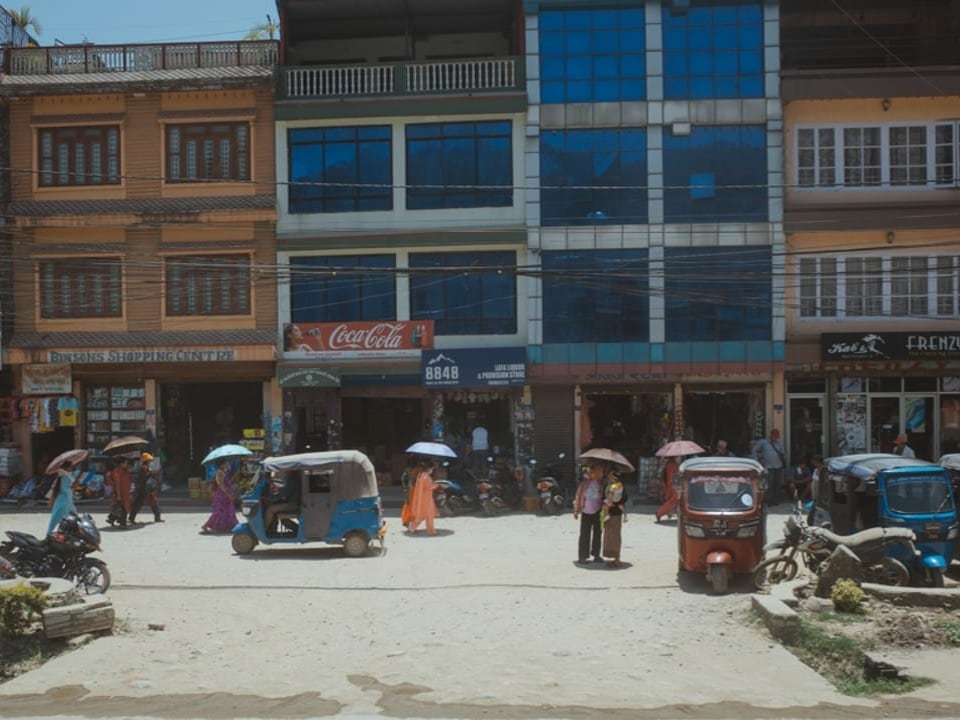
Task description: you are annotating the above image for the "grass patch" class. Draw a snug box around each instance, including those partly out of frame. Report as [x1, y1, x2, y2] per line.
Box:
[819, 611, 869, 625]
[935, 619, 960, 646]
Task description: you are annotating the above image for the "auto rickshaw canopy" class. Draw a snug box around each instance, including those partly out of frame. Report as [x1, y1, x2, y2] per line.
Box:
[825, 453, 937, 482]
[262, 450, 378, 501]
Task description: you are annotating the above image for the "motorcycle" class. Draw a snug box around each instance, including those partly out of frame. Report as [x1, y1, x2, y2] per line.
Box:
[434, 462, 478, 516]
[0, 512, 110, 594]
[476, 455, 522, 516]
[753, 507, 919, 590]
[530, 452, 568, 515]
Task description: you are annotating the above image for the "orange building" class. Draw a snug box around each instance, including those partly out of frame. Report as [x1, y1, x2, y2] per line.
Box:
[0, 41, 279, 482]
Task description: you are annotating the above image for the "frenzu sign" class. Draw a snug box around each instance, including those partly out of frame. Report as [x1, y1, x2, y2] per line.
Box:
[422, 347, 526, 388]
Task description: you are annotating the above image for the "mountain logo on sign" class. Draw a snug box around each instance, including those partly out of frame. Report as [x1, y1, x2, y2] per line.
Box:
[427, 353, 456, 366]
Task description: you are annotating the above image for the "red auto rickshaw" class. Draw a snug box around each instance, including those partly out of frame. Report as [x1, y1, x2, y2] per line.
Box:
[676, 457, 766, 594]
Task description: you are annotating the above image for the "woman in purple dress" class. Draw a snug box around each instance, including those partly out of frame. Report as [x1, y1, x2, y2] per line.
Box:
[201, 459, 238, 534]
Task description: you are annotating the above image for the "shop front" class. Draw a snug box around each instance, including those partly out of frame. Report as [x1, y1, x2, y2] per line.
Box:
[785, 332, 960, 463]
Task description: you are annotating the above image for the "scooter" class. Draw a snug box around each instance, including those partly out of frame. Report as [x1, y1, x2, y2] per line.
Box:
[476, 455, 521, 516]
[434, 462, 478, 516]
[530, 452, 568, 515]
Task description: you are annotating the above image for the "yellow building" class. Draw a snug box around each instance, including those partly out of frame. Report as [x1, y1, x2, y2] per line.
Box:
[0, 41, 279, 482]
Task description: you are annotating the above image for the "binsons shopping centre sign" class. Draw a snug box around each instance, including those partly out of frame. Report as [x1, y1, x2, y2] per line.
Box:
[821, 332, 960, 362]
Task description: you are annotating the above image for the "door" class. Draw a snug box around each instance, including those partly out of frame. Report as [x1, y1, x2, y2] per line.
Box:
[904, 396, 935, 461]
[787, 397, 824, 465]
[302, 470, 335, 539]
[870, 396, 900, 454]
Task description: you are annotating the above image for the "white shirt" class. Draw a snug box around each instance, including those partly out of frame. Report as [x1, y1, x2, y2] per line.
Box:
[894, 444, 916, 459]
[471, 426, 488, 452]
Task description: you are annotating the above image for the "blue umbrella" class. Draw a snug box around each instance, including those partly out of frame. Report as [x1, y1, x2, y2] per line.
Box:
[202, 444, 253, 465]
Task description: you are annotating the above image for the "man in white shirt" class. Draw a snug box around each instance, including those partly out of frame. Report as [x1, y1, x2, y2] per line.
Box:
[892, 433, 916, 459]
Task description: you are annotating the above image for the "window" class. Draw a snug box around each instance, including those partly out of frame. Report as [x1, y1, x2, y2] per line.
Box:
[85, 386, 145, 448]
[165, 254, 250, 316]
[539, 7, 646, 104]
[166, 123, 249, 182]
[540, 128, 647, 226]
[798, 255, 960, 319]
[406, 121, 512, 210]
[38, 126, 120, 187]
[290, 254, 396, 322]
[662, 0, 763, 100]
[663, 125, 767, 222]
[288, 126, 392, 214]
[795, 123, 960, 189]
[541, 249, 649, 343]
[409, 251, 516, 335]
[40, 257, 122, 319]
[665, 247, 771, 341]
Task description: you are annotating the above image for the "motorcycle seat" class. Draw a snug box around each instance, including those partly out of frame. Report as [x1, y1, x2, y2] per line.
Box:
[6, 530, 43, 547]
[813, 525, 915, 549]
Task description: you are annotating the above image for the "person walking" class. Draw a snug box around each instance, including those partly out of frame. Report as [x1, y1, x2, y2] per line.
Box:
[655, 455, 681, 522]
[601, 465, 627, 568]
[892, 433, 916, 459]
[202, 459, 240, 534]
[753, 429, 786, 505]
[47, 460, 78, 536]
[106, 457, 132, 528]
[406, 456, 439, 535]
[573, 462, 604, 564]
[130, 452, 163, 523]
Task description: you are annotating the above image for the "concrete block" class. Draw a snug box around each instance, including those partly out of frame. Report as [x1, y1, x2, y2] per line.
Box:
[752, 594, 800, 643]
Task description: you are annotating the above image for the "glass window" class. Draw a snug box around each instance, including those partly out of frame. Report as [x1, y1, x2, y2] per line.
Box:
[165, 254, 250, 316]
[662, 0, 763, 100]
[937, 256, 958, 315]
[406, 121, 512, 210]
[888, 125, 928, 186]
[290, 254, 396, 322]
[165, 123, 249, 182]
[539, 7, 646, 104]
[891, 257, 929, 316]
[664, 246, 771, 341]
[39, 257, 122, 319]
[663, 125, 767, 222]
[799, 256, 837, 318]
[541, 249, 649, 343]
[540, 128, 647, 226]
[845, 257, 883, 316]
[408, 251, 516, 335]
[38, 126, 120, 187]
[288, 126, 392, 214]
[842, 127, 882, 186]
[797, 128, 836, 187]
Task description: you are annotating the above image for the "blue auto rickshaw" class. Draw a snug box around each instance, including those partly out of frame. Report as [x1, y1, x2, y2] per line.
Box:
[817, 454, 957, 586]
[231, 450, 386, 557]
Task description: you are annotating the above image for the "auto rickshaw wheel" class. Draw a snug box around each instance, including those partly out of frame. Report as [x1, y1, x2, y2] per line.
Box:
[343, 531, 370, 558]
[231, 531, 257, 555]
[709, 564, 729, 595]
[870, 557, 909, 586]
[752, 556, 799, 591]
[927, 568, 946, 588]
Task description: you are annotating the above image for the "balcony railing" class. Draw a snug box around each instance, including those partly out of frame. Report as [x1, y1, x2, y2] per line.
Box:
[5, 41, 278, 75]
[282, 56, 522, 100]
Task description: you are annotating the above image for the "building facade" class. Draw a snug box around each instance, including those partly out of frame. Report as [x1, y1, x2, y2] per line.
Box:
[781, 0, 960, 464]
[0, 41, 279, 482]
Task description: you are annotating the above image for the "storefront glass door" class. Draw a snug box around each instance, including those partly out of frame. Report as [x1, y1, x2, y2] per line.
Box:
[787, 397, 823, 465]
[870, 396, 900, 455]
[904, 396, 935, 460]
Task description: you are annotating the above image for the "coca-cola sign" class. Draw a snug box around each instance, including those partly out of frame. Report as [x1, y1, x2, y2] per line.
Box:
[282, 321, 434, 358]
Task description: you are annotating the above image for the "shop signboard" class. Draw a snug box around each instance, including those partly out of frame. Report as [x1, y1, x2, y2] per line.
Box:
[282, 321, 433, 359]
[22, 363, 72, 394]
[422, 347, 526, 388]
[822, 332, 960, 362]
[278, 367, 342, 388]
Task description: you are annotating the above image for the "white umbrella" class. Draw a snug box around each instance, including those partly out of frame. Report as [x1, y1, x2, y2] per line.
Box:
[202, 443, 254, 465]
[405, 441, 457, 459]
[656, 440, 705, 458]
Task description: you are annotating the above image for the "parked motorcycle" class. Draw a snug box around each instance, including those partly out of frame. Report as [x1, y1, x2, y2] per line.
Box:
[476, 455, 522, 516]
[435, 462, 479, 516]
[531, 452, 568, 515]
[753, 508, 918, 590]
[0, 512, 110, 594]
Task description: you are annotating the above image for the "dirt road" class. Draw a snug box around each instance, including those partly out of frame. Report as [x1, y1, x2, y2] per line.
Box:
[1, 505, 959, 719]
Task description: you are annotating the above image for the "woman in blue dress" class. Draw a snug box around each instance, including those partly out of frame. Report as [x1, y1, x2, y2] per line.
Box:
[47, 460, 78, 536]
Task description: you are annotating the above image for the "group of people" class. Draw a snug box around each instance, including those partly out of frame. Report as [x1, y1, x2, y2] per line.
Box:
[105, 452, 163, 528]
[572, 460, 628, 568]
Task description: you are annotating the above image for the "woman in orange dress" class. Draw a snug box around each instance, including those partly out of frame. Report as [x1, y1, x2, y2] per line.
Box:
[655, 456, 680, 522]
[407, 456, 439, 535]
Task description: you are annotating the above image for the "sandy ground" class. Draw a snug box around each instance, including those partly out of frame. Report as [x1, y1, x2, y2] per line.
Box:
[1, 503, 960, 719]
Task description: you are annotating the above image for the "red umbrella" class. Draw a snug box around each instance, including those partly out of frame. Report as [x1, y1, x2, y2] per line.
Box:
[655, 440, 704, 458]
[46, 448, 89, 474]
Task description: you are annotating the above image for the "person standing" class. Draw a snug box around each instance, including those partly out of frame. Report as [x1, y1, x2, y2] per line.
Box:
[47, 460, 78, 536]
[573, 462, 604, 564]
[107, 457, 133, 528]
[655, 455, 681, 522]
[713, 439, 735, 457]
[601, 466, 627, 568]
[892, 433, 916, 459]
[202, 459, 240, 534]
[753, 429, 786, 505]
[407, 456, 439, 535]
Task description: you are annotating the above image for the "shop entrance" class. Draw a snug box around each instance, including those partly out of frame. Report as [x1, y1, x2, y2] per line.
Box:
[581, 392, 673, 468]
[440, 391, 513, 459]
[682, 390, 760, 458]
[341, 397, 424, 475]
[160, 382, 263, 485]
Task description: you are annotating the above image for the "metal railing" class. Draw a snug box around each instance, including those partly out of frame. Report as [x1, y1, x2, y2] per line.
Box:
[282, 56, 521, 99]
[6, 40, 278, 75]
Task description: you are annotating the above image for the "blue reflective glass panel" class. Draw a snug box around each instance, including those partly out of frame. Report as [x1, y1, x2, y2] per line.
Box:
[664, 247, 771, 341]
[541, 250, 649, 343]
[662, 0, 764, 99]
[290, 254, 396, 322]
[408, 251, 516, 335]
[288, 126, 392, 214]
[539, 7, 646, 104]
[405, 121, 512, 210]
[540, 128, 648, 227]
[663, 125, 767, 222]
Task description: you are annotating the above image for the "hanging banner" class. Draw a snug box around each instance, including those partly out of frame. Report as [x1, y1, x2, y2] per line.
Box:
[422, 347, 526, 388]
[282, 321, 434, 359]
[278, 367, 342, 388]
[22, 364, 72, 394]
